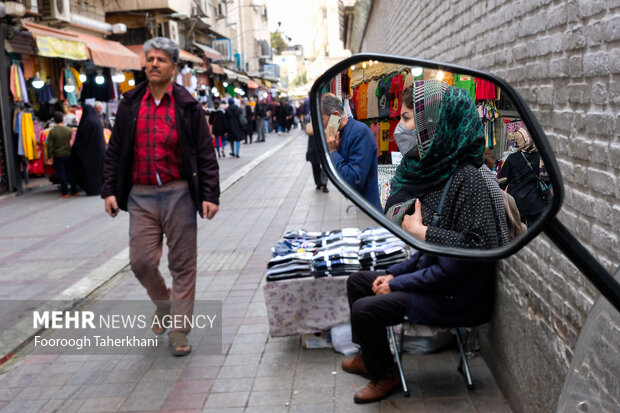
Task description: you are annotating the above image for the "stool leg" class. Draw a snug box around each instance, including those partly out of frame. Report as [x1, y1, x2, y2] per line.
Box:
[389, 326, 409, 397]
[454, 327, 474, 390]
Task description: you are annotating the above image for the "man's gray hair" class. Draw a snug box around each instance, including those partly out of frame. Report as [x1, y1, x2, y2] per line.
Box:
[321, 93, 345, 117]
[144, 37, 179, 63]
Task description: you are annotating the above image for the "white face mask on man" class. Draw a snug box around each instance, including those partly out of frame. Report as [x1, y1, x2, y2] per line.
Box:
[393, 122, 420, 159]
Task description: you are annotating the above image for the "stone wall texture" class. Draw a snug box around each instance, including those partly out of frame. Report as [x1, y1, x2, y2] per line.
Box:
[358, 1, 619, 412]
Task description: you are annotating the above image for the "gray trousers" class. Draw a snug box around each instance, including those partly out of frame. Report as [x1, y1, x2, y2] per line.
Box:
[128, 180, 197, 335]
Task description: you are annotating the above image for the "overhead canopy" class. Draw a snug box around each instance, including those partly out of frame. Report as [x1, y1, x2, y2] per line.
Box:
[247, 80, 259, 89]
[22, 21, 140, 69]
[65, 30, 141, 70]
[210, 63, 225, 75]
[222, 68, 238, 80]
[179, 49, 203, 64]
[22, 21, 88, 61]
[193, 42, 223, 60]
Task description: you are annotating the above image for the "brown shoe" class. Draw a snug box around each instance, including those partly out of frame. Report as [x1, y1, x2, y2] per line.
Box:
[353, 371, 401, 404]
[342, 354, 370, 378]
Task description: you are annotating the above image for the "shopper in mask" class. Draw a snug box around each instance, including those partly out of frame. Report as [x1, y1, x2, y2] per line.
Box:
[342, 81, 499, 404]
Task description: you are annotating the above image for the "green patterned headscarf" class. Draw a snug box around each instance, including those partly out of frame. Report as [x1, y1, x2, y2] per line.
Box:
[390, 81, 485, 194]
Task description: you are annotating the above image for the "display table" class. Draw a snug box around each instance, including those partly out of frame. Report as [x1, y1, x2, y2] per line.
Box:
[263, 276, 350, 337]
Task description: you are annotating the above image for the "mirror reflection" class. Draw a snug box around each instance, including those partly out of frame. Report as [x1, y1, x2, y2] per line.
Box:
[316, 61, 553, 250]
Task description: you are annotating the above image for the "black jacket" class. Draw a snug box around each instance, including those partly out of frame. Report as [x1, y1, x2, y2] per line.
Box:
[498, 151, 549, 217]
[208, 108, 227, 136]
[101, 81, 220, 214]
[225, 104, 244, 141]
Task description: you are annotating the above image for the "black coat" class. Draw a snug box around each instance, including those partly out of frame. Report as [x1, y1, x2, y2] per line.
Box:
[72, 105, 105, 195]
[225, 104, 245, 141]
[245, 105, 255, 134]
[101, 81, 220, 213]
[498, 151, 549, 217]
[208, 109, 227, 136]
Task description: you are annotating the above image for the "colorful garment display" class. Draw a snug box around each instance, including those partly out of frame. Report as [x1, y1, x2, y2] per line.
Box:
[376, 77, 390, 118]
[366, 79, 379, 119]
[389, 74, 403, 118]
[475, 77, 497, 100]
[356, 82, 369, 120]
[453, 74, 476, 100]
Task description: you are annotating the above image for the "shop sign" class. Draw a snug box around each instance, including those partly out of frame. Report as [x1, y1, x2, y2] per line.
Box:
[35, 35, 88, 60]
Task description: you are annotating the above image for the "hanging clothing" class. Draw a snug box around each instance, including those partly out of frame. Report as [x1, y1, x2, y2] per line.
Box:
[376, 77, 391, 118]
[21, 112, 38, 161]
[366, 79, 379, 119]
[475, 78, 497, 100]
[453, 74, 476, 100]
[389, 74, 403, 118]
[356, 82, 369, 120]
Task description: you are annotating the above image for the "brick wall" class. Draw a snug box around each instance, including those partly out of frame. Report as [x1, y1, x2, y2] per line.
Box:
[359, 1, 619, 412]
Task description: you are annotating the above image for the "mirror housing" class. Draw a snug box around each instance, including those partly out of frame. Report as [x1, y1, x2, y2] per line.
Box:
[310, 53, 564, 260]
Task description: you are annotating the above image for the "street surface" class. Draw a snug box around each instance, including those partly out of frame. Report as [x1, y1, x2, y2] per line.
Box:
[0, 129, 511, 412]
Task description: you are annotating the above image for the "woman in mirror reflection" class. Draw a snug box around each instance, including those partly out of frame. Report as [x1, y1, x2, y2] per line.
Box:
[343, 80, 502, 404]
[497, 127, 551, 227]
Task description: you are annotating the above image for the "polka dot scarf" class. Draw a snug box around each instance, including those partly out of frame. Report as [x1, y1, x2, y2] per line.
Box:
[391, 82, 486, 195]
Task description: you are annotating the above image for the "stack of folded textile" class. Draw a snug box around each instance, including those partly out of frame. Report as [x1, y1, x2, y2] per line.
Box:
[266, 251, 314, 281]
[312, 229, 362, 278]
[358, 228, 410, 270]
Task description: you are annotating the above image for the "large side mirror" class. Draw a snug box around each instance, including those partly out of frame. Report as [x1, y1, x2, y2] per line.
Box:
[310, 54, 564, 260]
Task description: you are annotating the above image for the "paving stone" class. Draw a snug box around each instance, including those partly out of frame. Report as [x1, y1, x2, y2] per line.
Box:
[211, 377, 254, 393]
[202, 391, 249, 408]
[78, 397, 126, 412]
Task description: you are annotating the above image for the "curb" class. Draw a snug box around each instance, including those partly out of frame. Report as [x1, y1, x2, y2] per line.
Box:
[0, 132, 299, 366]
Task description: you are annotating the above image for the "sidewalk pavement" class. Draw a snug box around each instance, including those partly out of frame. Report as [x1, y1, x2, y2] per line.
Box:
[0, 129, 512, 412]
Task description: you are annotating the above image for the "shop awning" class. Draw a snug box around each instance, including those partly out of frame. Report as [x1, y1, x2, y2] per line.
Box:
[5, 31, 38, 55]
[247, 79, 259, 89]
[22, 21, 88, 61]
[65, 31, 141, 71]
[179, 49, 204, 64]
[193, 42, 224, 61]
[223, 68, 239, 80]
[236, 74, 251, 84]
[210, 63, 225, 75]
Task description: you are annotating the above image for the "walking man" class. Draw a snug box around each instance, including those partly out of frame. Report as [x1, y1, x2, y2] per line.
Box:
[101, 37, 220, 356]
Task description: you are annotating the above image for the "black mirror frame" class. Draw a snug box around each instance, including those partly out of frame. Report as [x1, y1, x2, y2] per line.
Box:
[310, 53, 564, 260]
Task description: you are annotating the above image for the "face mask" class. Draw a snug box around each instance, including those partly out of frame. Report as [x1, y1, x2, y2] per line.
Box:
[393, 122, 420, 159]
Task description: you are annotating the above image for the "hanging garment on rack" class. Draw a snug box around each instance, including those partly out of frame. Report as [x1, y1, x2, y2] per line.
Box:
[356, 82, 369, 119]
[389, 74, 403, 118]
[377, 77, 391, 118]
[475, 78, 496, 100]
[453, 74, 476, 100]
[21, 112, 38, 161]
[389, 119, 399, 152]
[366, 79, 379, 118]
[379, 121, 390, 152]
[17, 65, 29, 104]
[62, 68, 79, 106]
[404, 72, 415, 90]
[14, 110, 24, 156]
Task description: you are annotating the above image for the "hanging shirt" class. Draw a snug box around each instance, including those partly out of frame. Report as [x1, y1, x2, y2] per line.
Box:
[475, 78, 497, 100]
[379, 121, 390, 152]
[356, 82, 369, 120]
[389, 74, 403, 118]
[369, 122, 380, 154]
[366, 79, 379, 119]
[21, 112, 37, 160]
[377, 77, 391, 118]
[453, 74, 476, 100]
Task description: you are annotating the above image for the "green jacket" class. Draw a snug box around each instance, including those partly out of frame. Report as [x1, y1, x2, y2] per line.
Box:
[47, 125, 72, 158]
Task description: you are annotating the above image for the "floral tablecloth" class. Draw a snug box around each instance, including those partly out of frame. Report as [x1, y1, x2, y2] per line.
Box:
[263, 276, 350, 337]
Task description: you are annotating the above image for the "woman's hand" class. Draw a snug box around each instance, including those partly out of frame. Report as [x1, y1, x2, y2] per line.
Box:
[402, 199, 427, 241]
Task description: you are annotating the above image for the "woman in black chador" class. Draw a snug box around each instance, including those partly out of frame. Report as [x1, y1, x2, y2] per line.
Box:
[72, 105, 106, 195]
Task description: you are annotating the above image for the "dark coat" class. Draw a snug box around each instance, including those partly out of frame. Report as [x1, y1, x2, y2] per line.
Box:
[387, 254, 496, 327]
[225, 104, 245, 141]
[306, 134, 320, 164]
[101, 81, 220, 214]
[244, 105, 256, 134]
[208, 109, 227, 136]
[72, 105, 105, 195]
[498, 151, 549, 217]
